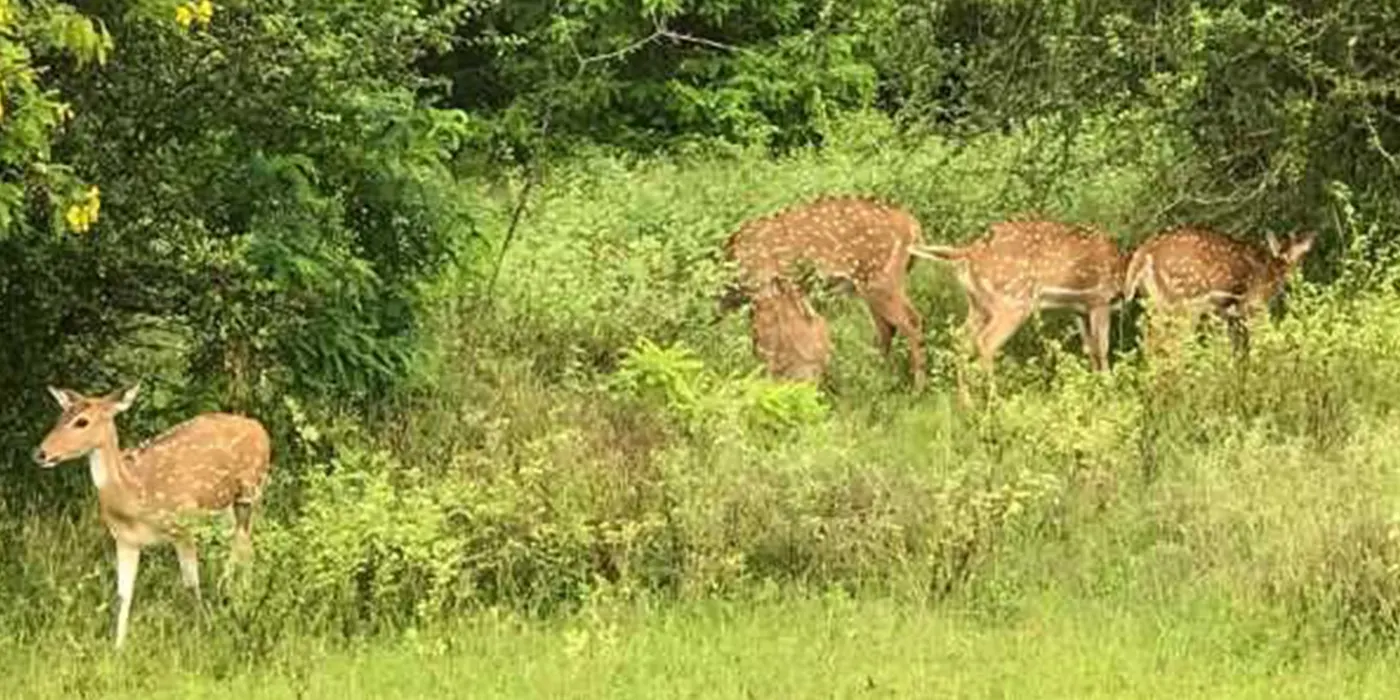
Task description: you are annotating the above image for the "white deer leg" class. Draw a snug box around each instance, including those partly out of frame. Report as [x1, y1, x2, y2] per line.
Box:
[114, 540, 141, 649]
[175, 539, 201, 602]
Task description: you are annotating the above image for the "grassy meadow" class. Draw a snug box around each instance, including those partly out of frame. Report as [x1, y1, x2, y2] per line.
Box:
[7, 112, 1400, 697]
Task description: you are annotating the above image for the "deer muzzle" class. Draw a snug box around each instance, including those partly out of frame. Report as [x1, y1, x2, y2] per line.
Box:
[32, 447, 59, 468]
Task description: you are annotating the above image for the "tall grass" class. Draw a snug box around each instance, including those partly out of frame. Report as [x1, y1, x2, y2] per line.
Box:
[6, 111, 1400, 692]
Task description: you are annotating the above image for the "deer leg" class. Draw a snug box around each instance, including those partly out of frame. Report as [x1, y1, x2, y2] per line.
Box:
[975, 306, 1029, 371]
[174, 539, 202, 602]
[865, 287, 926, 390]
[175, 538, 211, 627]
[958, 299, 989, 357]
[231, 500, 255, 565]
[218, 500, 257, 593]
[114, 540, 141, 649]
[1075, 315, 1093, 365]
[1085, 304, 1112, 372]
[866, 308, 896, 357]
[1224, 311, 1251, 358]
[973, 304, 1031, 400]
[954, 298, 991, 408]
[896, 293, 926, 390]
[868, 316, 890, 355]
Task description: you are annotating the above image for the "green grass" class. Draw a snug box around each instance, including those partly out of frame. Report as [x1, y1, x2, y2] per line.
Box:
[5, 593, 1400, 699]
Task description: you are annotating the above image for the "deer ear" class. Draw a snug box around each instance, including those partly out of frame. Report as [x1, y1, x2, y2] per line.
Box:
[1285, 231, 1317, 262]
[111, 383, 141, 413]
[1265, 232, 1282, 257]
[47, 386, 79, 410]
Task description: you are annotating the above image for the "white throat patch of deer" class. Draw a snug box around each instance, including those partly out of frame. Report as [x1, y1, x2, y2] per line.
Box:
[32, 384, 272, 649]
[911, 220, 1127, 374]
[723, 196, 926, 387]
[1124, 226, 1316, 355]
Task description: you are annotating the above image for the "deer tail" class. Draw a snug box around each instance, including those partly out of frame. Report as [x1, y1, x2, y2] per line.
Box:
[908, 243, 969, 262]
[1122, 249, 1151, 302]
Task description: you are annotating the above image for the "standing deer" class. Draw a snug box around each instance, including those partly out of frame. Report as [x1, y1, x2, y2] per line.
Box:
[1124, 226, 1316, 356]
[911, 219, 1128, 375]
[721, 195, 926, 388]
[749, 277, 832, 383]
[32, 384, 272, 649]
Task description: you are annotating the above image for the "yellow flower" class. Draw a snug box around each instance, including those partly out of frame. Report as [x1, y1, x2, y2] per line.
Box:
[175, 1, 214, 29]
[64, 185, 101, 234]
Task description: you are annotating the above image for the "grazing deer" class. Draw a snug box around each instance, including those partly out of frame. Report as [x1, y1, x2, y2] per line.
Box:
[721, 195, 926, 388]
[1124, 226, 1316, 355]
[32, 384, 272, 649]
[911, 219, 1128, 374]
[749, 277, 832, 383]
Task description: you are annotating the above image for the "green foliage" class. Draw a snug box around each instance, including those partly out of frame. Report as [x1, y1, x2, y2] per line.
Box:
[0, 0, 110, 237]
[434, 0, 889, 158]
[611, 337, 829, 438]
[0, 0, 480, 493]
[881, 0, 1400, 265]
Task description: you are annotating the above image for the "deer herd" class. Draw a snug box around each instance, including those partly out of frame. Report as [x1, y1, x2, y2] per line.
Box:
[724, 195, 1316, 389]
[29, 194, 1313, 650]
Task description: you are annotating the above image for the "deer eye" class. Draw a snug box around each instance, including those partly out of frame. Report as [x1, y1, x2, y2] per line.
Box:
[73, 418, 89, 429]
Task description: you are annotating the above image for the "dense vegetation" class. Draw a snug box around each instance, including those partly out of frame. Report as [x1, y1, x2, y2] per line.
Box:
[2, 0, 1400, 695]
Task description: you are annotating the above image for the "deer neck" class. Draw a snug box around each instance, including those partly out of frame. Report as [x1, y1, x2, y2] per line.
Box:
[88, 428, 134, 493]
[1248, 261, 1289, 304]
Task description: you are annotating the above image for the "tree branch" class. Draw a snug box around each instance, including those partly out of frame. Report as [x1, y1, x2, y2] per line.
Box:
[481, 18, 737, 307]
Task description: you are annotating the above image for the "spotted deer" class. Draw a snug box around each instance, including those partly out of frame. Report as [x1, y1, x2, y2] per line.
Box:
[1124, 226, 1316, 355]
[749, 277, 832, 382]
[911, 219, 1128, 374]
[32, 384, 272, 649]
[721, 195, 926, 387]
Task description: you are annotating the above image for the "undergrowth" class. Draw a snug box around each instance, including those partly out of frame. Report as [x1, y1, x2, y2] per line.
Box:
[6, 112, 1400, 669]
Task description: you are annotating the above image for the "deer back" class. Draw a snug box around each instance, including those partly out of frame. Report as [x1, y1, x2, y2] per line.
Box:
[725, 196, 921, 291]
[121, 413, 271, 512]
[1126, 226, 1312, 311]
[956, 221, 1126, 306]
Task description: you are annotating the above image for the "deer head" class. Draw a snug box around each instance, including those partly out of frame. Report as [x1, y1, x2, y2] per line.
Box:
[1262, 230, 1317, 288]
[34, 384, 141, 468]
[750, 278, 831, 382]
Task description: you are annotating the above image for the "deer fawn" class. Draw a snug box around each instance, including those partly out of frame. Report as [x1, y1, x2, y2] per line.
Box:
[912, 219, 1128, 376]
[749, 277, 832, 383]
[1124, 226, 1316, 356]
[32, 384, 272, 649]
[722, 195, 926, 388]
